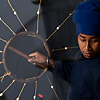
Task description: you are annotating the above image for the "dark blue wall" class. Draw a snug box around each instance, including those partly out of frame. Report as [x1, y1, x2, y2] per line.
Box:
[0, 0, 83, 100]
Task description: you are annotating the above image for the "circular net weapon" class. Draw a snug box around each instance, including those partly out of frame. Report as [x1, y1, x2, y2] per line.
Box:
[2, 31, 50, 83]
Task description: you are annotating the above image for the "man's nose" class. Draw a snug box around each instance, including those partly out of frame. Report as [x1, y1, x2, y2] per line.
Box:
[85, 41, 92, 51]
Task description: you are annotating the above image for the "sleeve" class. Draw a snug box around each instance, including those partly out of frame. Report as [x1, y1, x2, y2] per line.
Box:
[53, 60, 73, 82]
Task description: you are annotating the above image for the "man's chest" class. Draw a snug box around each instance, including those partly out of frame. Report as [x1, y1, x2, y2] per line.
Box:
[70, 58, 100, 91]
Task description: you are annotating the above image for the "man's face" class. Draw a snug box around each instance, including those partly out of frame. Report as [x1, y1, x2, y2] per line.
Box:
[78, 33, 100, 58]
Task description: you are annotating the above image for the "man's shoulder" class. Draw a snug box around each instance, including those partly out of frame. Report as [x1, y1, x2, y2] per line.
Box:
[74, 51, 83, 61]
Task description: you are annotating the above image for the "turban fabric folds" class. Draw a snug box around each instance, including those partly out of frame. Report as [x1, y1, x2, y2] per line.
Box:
[73, 0, 100, 36]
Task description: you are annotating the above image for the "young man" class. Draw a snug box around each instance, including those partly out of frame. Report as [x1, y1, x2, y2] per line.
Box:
[28, 0, 100, 99]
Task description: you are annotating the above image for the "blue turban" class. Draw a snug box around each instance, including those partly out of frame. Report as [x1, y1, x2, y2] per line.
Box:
[72, 0, 100, 36]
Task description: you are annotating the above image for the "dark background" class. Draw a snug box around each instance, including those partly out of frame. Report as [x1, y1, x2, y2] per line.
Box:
[0, 0, 83, 100]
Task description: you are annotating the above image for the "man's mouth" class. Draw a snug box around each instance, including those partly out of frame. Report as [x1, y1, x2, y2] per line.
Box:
[83, 52, 93, 58]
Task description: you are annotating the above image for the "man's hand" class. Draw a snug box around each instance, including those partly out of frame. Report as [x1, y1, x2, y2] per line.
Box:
[28, 51, 54, 68]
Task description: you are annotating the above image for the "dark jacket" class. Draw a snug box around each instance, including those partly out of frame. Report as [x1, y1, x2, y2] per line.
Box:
[54, 51, 100, 100]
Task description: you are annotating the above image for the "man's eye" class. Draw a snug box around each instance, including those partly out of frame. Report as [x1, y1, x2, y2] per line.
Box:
[92, 40, 97, 43]
[80, 39, 85, 42]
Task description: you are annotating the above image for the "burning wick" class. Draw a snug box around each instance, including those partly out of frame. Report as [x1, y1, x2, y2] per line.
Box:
[38, 94, 43, 98]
